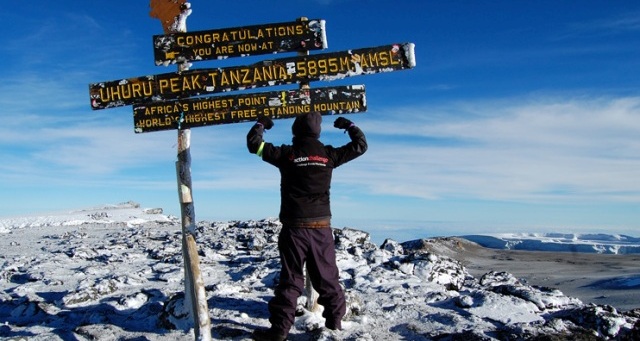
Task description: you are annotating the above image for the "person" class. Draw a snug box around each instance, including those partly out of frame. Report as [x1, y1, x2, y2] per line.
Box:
[247, 112, 368, 341]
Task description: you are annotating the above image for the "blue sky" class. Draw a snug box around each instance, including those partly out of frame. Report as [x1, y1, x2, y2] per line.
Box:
[1, 1, 639, 241]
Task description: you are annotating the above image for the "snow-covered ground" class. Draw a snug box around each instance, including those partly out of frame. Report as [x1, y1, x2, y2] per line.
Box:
[1, 202, 639, 340]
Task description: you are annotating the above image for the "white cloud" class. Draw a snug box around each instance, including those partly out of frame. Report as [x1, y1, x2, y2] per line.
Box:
[564, 11, 640, 37]
[348, 95, 640, 203]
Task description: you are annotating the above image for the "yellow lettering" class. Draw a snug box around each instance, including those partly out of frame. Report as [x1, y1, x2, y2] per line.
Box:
[215, 45, 235, 55]
[360, 53, 374, 68]
[190, 75, 202, 90]
[158, 79, 169, 93]
[223, 69, 238, 86]
[312, 101, 361, 113]
[184, 112, 227, 124]
[358, 51, 400, 68]
[263, 104, 311, 117]
[182, 76, 193, 91]
[241, 68, 252, 85]
[260, 41, 273, 51]
[218, 64, 288, 87]
[190, 98, 234, 111]
[98, 81, 153, 102]
[142, 103, 184, 116]
[194, 47, 212, 57]
[230, 109, 258, 120]
[260, 65, 274, 81]
[238, 96, 266, 106]
[207, 71, 219, 88]
[238, 42, 258, 53]
[169, 78, 180, 93]
[295, 56, 354, 78]
[158, 75, 208, 94]
[138, 117, 174, 128]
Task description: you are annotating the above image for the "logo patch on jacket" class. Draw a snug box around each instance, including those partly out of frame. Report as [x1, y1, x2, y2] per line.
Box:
[291, 155, 329, 167]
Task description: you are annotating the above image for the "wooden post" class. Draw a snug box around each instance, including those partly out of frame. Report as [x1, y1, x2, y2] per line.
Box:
[296, 17, 321, 313]
[150, 1, 211, 340]
[176, 130, 211, 341]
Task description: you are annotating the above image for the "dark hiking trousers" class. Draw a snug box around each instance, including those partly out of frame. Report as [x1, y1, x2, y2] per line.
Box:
[268, 226, 346, 335]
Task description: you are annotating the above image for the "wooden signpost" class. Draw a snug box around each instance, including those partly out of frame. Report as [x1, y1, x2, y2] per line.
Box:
[149, 2, 212, 341]
[153, 19, 327, 65]
[133, 85, 366, 132]
[89, 43, 415, 110]
[89, 3, 415, 339]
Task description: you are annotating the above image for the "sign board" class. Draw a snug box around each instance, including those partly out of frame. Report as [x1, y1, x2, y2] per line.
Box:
[133, 85, 366, 133]
[89, 43, 415, 110]
[153, 19, 327, 65]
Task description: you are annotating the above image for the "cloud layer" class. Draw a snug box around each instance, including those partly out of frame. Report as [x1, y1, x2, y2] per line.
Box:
[355, 96, 640, 203]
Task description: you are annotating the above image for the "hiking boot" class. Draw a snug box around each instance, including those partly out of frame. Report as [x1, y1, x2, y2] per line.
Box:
[311, 327, 341, 341]
[252, 328, 287, 341]
[325, 320, 342, 331]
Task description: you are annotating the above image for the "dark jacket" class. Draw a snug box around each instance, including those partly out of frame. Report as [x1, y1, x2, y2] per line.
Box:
[247, 113, 367, 224]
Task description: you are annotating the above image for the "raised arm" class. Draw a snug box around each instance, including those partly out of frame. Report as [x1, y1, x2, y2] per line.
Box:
[247, 115, 274, 156]
[331, 117, 368, 167]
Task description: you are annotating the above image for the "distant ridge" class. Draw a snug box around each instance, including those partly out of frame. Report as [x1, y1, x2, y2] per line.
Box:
[461, 233, 640, 254]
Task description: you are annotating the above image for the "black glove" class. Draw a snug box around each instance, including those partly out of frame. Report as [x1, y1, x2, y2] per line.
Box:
[257, 115, 274, 130]
[333, 117, 353, 130]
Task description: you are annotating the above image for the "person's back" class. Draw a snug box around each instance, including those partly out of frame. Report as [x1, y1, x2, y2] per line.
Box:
[247, 113, 367, 341]
[248, 112, 367, 225]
